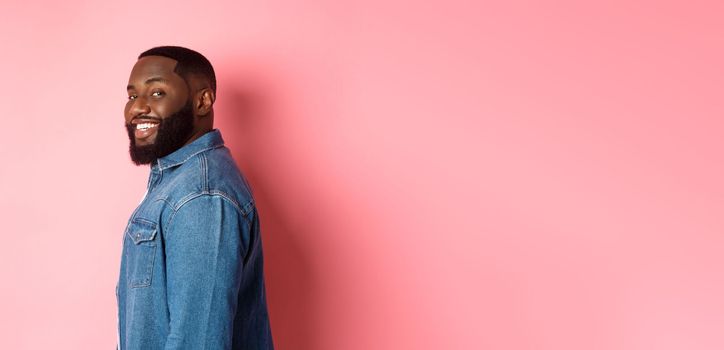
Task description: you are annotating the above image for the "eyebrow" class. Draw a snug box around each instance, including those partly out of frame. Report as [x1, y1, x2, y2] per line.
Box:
[127, 76, 169, 90]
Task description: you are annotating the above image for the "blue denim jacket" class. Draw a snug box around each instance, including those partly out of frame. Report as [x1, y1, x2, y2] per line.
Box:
[117, 130, 273, 349]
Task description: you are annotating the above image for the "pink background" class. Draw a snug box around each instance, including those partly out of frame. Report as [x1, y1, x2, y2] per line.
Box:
[0, 0, 722, 349]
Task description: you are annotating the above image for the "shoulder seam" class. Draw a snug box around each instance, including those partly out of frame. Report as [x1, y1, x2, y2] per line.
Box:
[164, 191, 255, 229]
[200, 153, 209, 192]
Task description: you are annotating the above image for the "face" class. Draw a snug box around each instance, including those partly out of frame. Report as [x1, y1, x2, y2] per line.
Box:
[125, 56, 195, 165]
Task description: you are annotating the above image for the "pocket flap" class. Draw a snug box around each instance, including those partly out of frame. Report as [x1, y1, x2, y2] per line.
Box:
[126, 219, 157, 244]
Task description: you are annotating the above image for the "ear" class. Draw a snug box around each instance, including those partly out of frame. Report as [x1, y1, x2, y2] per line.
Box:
[195, 88, 216, 116]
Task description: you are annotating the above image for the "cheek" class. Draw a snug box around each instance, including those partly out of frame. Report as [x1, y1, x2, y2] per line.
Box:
[124, 104, 133, 122]
[148, 99, 173, 116]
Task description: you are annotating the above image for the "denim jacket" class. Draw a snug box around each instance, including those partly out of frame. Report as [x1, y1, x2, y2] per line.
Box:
[116, 130, 273, 349]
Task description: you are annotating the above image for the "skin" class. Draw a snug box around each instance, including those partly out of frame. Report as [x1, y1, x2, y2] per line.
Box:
[125, 56, 216, 147]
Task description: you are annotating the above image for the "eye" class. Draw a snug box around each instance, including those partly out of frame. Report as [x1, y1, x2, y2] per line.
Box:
[151, 91, 165, 98]
[128, 94, 137, 101]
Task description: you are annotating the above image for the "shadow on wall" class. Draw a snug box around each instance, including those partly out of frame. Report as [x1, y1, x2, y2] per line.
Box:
[216, 69, 318, 350]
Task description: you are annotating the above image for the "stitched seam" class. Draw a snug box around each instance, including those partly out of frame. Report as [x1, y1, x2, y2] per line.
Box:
[129, 243, 156, 288]
[165, 192, 206, 228]
[208, 190, 252, 215]
[154, 197, 174, 207]
[201, 153, 209, 192]
[165, 193, 254, 238]
[132, 217, 156, 227]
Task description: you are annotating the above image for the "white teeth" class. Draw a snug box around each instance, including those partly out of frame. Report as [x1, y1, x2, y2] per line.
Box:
[136, 123, 157, 130]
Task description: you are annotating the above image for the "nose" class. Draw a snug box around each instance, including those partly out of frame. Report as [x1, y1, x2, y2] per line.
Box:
[127, 97, 151, 121]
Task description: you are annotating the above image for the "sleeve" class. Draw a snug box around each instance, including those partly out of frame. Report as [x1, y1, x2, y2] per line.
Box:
[162, 195, 250, 350]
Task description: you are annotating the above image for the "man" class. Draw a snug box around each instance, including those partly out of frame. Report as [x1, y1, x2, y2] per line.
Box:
[116, 46, 274, 349]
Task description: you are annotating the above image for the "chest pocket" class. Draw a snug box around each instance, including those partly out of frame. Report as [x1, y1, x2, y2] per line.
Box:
[124, 218, 158, 288]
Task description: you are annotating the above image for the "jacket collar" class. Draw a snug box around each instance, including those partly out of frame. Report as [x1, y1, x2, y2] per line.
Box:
[152, 129, 225, 171]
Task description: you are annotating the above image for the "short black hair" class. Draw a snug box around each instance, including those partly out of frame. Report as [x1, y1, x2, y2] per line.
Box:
[138, 46, 217, 94]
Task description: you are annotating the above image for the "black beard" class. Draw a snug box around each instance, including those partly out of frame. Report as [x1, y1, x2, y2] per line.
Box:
[126, 101, 195, 166]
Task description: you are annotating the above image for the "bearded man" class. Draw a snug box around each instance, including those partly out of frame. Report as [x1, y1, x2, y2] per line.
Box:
[116, 46, 273, 350]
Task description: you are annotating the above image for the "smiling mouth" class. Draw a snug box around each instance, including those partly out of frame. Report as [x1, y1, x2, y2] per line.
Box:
[136, 122, 158, 131]
[132, 119, 160, 141]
